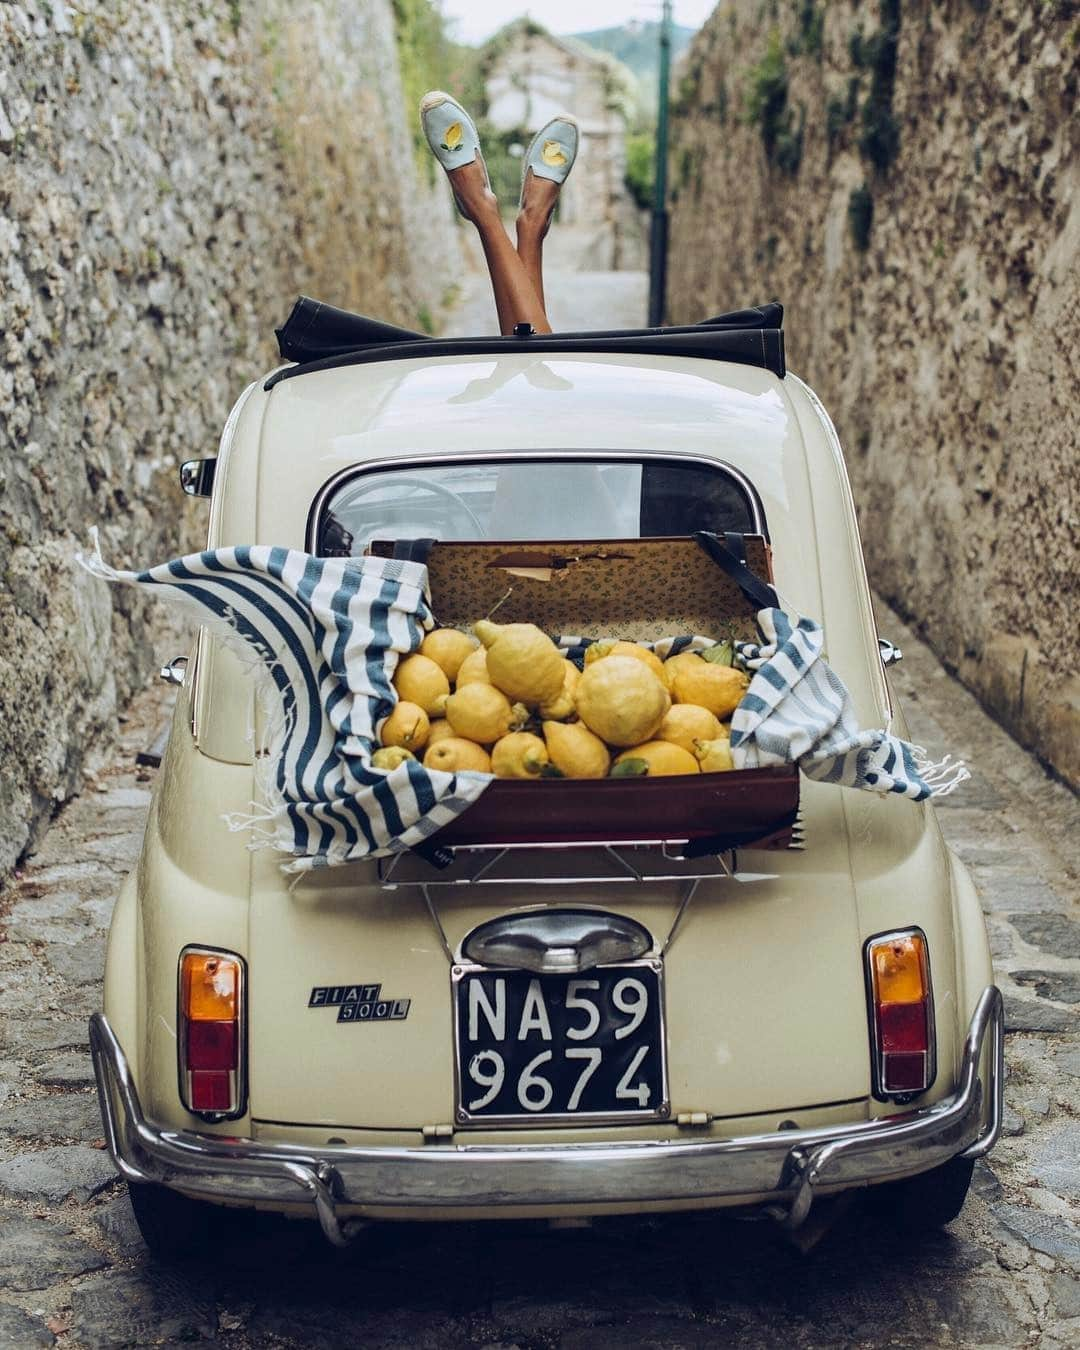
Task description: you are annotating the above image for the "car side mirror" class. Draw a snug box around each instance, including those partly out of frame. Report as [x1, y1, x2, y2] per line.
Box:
[160, 656, 188, 687]
[878, 637, 903, 667]
[180, 459, 216, 497]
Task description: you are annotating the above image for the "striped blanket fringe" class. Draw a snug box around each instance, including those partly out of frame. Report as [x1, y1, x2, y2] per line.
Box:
[728, 608, 968, 801]
[79, 540, 966, 872]
[78, 535, 489, 871]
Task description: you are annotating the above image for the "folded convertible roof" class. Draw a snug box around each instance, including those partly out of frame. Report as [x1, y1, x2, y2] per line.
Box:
[264, 296, 785, 390]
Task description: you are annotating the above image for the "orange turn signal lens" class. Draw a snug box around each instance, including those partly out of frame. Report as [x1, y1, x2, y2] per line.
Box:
[181, 951, 240, 1022]
[870, 933, 927, 1005]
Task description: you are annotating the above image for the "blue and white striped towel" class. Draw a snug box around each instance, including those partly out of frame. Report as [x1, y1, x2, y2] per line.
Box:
[81, 541, 964, 871]
[729, 608, 967, 799]
[80, 538, 490, 871]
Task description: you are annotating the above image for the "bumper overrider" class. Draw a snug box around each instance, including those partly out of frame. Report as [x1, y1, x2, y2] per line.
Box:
[89, 986, 1002, 1247]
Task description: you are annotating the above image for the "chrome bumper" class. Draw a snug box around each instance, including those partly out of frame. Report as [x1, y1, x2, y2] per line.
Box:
[90, 986, 1002, 1246]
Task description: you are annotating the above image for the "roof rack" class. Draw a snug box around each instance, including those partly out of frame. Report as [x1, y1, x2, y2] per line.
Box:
[264, 297, 785, 390]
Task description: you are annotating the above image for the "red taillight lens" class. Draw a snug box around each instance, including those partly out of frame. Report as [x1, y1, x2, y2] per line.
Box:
[867, 931, 934, 1099]
[179, 949, 245, 1117]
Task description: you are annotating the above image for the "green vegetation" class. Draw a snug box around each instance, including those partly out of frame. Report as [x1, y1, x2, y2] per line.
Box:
[624, 132, 655, 211]
[744, 28, 802, 175]
[788, 0, 825, 59]
[848, 184, 874, 251]
[857, 0, 901, 172]
[392, 0, 479, 180]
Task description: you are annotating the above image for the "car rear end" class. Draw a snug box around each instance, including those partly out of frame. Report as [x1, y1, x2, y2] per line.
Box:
[92, 350, 1001, 1246]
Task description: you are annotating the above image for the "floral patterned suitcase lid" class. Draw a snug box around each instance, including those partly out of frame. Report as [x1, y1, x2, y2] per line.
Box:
[374, 536, 772, 643]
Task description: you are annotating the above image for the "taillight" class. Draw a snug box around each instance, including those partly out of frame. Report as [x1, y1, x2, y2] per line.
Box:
[866, 929, 935, 1101]
[179, 948, 245, 1118]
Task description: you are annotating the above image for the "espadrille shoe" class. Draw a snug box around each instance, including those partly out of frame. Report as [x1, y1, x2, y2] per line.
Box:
[519, 114, 579, 208]
[419, 90, 489, 217]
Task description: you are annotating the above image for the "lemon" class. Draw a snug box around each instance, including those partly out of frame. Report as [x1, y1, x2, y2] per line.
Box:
[420, 628, 478, 682]
[491, 731, 549, 779]
[371, 746, 415, 771]
[427, 718, 454, 745]
[379, 700, 430, 751]
[587, 640, 666, 685]
[473, 620, 565, 705]
[393, 654, 450, 716]
[538, 659, 580, 720]
[455, 646, 491, 687]
[423, 737, 491, 774]
[670, 661, 748, 718]
[583, 639, 617, 666]
[613, 741, 700, 776]
[541, 139, 567, 167]
[542, 720, 610, 779]
[574, 656, 670, 747]
[444, 682, 514, 744]
[656, 703, 722, 755]
[662, 650, 706, 689]
[693, 735, 735, 773]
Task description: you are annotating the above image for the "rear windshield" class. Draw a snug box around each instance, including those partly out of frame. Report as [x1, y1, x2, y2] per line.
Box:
[314, 458, 761, 557]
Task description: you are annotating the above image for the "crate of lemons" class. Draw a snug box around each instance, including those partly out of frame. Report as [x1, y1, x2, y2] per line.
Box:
[372, 621, 749, 781]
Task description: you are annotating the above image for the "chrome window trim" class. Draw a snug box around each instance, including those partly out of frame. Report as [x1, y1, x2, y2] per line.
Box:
[305, 450, 768, 554]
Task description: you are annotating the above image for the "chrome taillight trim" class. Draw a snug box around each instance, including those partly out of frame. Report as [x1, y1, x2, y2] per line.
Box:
[864, 927, 937, 1104]
[176, 946, 248, 1122]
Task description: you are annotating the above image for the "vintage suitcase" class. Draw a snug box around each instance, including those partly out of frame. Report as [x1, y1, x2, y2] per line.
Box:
[373, 534, 800, 853]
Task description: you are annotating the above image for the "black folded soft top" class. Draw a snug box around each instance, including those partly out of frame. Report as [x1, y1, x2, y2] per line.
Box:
[264, 297, 785, 390]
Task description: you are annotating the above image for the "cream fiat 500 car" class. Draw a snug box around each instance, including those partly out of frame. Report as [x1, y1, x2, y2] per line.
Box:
[90, 303, 1002, 1257]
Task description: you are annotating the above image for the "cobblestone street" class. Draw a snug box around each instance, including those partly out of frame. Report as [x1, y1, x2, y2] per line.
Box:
[0, 592, 1077, 1348]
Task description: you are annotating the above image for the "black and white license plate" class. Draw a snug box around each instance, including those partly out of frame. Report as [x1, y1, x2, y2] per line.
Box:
[452, 962, 667, 1125]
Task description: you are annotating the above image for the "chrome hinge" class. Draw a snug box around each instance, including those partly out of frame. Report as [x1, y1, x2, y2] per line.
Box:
[675, 1111, 711, 1129]
[422, 1123, 454, 1141]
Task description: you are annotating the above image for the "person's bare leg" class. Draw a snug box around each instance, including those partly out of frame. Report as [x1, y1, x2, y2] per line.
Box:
[448, 159, 552, 335]
[515, 169, 560, 312]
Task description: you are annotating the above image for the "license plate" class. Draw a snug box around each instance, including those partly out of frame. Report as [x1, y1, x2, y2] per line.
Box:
[452, 961, 668, 1125]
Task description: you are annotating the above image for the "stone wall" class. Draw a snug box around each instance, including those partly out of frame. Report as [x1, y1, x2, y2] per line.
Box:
[667, 0, 1079, 788]
[0, 0, 454, 878]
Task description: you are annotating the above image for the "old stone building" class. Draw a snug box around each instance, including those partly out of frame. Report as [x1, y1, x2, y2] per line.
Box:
[481, 19, 645, 269]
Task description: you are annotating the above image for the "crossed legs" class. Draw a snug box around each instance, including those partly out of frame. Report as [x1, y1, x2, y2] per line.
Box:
[445, 159, 560, 335]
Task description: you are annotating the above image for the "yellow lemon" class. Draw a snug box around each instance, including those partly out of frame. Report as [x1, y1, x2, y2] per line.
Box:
[662, 649, 706, 689]
[670, 662, 748, 719]
[444, 682, 514, 744]
[444, 121, 463, 149]
[455, 647, 491, 687]
[393, 654, 449, 716]
[541, 139, 567, 166]
[590, 640, 667, 685]
[420, 628, 478, 682]
[473, 620, 565, 705]
[613, 741, 700, 776]
[584, 639, 617, 666]
[371, 746, 415, 771]
[491, 731, 549, 779]
[574, 656, 670, 747]
[656, 703, 722, 755]
[379, 700, 430, 751]
[427, 718, 454, 745]
[423, 737, 491, 774]
[542, 720, 610, 779]
[538, 659, 580, 720]
[693, 735, 735, 773]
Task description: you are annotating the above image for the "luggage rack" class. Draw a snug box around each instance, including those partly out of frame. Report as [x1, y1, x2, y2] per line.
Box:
[376, 822, 802, 891]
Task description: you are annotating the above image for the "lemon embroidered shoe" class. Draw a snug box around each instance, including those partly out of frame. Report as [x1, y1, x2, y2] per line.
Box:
[519, 114, 579, 207]
[419, 90, 489, 218]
